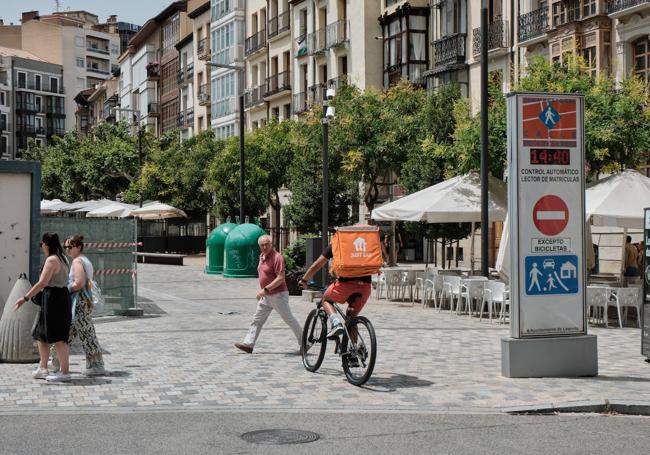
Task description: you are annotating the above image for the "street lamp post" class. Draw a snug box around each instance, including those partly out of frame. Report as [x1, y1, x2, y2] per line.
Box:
[480, 2, 489, 277]
[207, 62, 246, 223]
[321, 88, 335, 287]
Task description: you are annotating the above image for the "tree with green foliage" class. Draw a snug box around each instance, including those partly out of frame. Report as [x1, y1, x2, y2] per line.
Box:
[126, 129, 219, 218]
[23, 121, 145, 201]
[285, 109, 356, 234]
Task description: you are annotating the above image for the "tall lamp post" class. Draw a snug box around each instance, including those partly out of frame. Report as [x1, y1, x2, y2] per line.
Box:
[207, 62, 246, 223]
[480, 1, 489, 277]
[321, 88, 336, 287]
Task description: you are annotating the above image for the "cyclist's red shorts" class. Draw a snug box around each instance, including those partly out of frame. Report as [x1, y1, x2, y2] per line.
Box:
[323, 280, 371, 317]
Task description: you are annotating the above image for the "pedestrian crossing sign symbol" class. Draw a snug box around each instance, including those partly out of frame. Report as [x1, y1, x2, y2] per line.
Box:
[539, 104, 560, 129]
[525, 254, 578, 296]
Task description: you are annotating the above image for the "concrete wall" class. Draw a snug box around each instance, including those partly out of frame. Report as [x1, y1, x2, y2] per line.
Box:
[0, 25, 22, 49]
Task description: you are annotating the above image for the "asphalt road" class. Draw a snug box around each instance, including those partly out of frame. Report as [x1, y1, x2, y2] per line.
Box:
[1, 409, 649, 454]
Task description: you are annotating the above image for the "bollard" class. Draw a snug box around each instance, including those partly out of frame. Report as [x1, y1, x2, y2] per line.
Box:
[0, 274, 39, 363]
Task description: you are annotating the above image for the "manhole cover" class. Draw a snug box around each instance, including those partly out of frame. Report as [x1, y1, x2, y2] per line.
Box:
[241, 429, 320, 445]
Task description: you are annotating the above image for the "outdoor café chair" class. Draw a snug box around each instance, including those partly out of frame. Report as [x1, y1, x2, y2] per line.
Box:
[441, 275, 462, 313]
[614, 286, 642, 328]
[480, 280, 506, 322]
[586, 286, 609, 327]
[459, 279, 486, 316]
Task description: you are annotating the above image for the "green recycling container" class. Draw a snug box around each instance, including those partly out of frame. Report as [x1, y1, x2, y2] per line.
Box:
[223, 223, 266, 278]
[205, 222, 237, 275]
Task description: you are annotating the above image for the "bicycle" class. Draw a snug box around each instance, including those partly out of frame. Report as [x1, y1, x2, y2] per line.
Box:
[301, 289, 377, 386]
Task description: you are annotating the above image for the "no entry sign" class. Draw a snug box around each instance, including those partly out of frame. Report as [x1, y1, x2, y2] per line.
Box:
[533, 195, 569, 236]
[508, 93, 585, 338]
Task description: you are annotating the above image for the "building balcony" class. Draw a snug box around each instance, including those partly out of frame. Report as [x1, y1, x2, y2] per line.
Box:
[186, 62, 194, 79]
[244, 84, 265, 108]
[308, 82, 326, 104]
[472, 18, 509, 56]
[245, 29, 267, 56]
[197, 38, 211, 61]
[212, 0, 245, 22]
[36, 126, 46, 135]
[44, 86, 65, 95]
[431, 33, 467, 74]
[550, 2, 583, 28]
[308, 28, 327, 55]
[0, 119, 8, 131]
[87, 44, 110, 55]
[265, 71, 291, 98]
[146, 63, 160, 80]
[16, 125, 37, 135]
[519, 7, 549, 44]
[326, 20, 349, 48]
[198, 84, 211, 106]
[293, 92, 307, 114]
[327, 74, 348, 89]
[214, 97, 237, 118]
[268, 10, 291, 40]
[16, 103, 37, 113]
[295, 33, 308, 57]
[46, 128, 66, 138]
[606, 0, 650, 15]
[178, 64, 193, 84]
[87, 65, 110, 75]
[213, 45, 244, 67]
[148, 102, 160, 116]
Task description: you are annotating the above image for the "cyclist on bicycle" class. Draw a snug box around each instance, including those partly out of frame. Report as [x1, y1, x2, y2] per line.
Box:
[299, 244, 372, 339]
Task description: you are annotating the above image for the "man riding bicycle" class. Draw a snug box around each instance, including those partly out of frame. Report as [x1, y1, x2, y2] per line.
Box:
[299, 245, 372, 339]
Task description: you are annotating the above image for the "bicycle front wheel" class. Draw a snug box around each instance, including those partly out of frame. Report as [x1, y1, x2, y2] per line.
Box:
[341, 316, 377, 386]
[302, 309, 327, 372]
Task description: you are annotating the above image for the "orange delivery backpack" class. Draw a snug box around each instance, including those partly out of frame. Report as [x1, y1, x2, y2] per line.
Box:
[329, 225, 383, 278]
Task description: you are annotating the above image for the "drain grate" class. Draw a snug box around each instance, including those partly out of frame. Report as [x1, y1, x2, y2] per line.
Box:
[241, 429, 320, 445]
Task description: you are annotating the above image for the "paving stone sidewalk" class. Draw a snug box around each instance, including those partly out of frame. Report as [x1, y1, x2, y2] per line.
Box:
[1, 263, 649, 413]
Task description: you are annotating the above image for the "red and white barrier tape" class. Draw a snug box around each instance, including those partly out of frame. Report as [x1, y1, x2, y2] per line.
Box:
[85, 242, 142, 249]
[95, 268, 137, 276]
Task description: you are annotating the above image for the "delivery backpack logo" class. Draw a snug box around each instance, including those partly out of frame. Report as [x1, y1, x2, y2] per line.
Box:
[330, 226, 382, 278]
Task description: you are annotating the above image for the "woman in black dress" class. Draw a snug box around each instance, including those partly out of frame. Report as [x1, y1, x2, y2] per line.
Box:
[14, 232, 72, 382]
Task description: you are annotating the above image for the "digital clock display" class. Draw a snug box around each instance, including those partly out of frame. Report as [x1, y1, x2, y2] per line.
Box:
[530, 149, 570, 165]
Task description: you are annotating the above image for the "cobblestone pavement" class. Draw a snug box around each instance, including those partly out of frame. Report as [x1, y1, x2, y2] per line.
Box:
[1, 263, 649, 413]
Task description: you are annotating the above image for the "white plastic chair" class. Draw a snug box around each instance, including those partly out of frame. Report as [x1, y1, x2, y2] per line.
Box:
[404, 270, 418, 303]
[500, 287, 510, 323]
[615, 286, 641, 328]
[608, 288, 624, 328]
[426, 274, 445, 310]
[459, 279, 486, 316]
[480, 280, 506, 322]
[586, 286, 609, 326]
[441, 275, 462, 313]
[374, 273, 387, 300]
[383, 270, 405, 300]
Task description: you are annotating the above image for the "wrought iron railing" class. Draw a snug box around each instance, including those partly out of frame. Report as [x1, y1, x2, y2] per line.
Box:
[327, 74, 348, 89]
[197, 38, 210, 60]
[309, 83, 326, 104]
[432, 34, 466, 70]
[245, 29, 267, 56]
[245, 84, 265, 108]
[606, 0, 650, 13]
[308, 28, 327, 55]
[326, 20, 349, 48]
[519, 7, 548, 42]
[265, 71, 291, 97]
[198, 84, 210, 105]
[268, 11, 291, 39]
[472, 18, 509, 55]
[148, 102, 160, 114]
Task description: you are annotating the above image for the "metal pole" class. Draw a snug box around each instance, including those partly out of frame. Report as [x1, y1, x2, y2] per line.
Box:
[239, 89, 245, 223]
[321, 99, 329, 288]
[480, 5, 489, 277]
[137, 127, 143, 208]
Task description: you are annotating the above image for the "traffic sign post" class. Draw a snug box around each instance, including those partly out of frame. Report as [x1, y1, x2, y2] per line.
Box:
[502, 93, 597, 378]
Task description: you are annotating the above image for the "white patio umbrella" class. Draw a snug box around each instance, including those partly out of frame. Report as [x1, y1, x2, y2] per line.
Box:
[371, 172, 507, 271]
[72, 199, 115, 213]
[585, 169, 650, 229]
[130, 202, 187, 220]
[41, 199, 72, 214]
[86, 202, 138, 218]
[371, 172, 507, 223]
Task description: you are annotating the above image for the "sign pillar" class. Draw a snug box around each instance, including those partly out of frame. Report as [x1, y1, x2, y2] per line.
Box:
[502, 93, 597, 378]
[642, 209, 650, 361]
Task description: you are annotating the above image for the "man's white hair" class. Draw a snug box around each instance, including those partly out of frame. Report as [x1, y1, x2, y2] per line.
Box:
[258, 234, 272, 245]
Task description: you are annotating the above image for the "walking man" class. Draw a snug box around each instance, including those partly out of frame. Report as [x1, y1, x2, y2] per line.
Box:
[234, 235, 302, 354]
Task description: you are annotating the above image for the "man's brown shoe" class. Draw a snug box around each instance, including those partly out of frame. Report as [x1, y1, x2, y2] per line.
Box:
[234, 343, 253, 353]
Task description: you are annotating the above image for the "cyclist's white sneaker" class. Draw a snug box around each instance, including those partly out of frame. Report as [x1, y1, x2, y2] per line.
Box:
[327, 323, 344, 339]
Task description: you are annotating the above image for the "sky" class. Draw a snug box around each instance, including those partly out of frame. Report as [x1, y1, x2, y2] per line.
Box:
[0, 0, 174, 27]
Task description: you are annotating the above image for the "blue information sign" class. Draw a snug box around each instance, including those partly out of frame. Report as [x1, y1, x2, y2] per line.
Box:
[524, 254, 579, 296]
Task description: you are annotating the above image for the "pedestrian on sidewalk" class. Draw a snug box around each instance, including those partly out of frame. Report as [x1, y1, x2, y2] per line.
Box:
[50, 235, 105, 376]
[234, 235, 302, 354]
[13, 232, 72, 382]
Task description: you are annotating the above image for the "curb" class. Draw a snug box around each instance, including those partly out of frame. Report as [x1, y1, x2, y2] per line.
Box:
[503, 399, 650, 416]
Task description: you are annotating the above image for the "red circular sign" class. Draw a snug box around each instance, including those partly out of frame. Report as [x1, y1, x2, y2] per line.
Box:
[533, 195, 569, 236]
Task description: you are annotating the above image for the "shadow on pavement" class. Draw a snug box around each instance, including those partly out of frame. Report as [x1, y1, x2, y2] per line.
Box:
[588, 375, 650, 383]
[362, 373, 434, 393]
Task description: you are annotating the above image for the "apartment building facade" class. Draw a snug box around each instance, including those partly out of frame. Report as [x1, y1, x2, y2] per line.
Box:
[177, 33, 195, 139]
[210, 0, 246, 139]
[189, 1, 213, 135]
[0, 47, 65, 159]
[0, 11, 122, 133]
[74, 76, 119, 136]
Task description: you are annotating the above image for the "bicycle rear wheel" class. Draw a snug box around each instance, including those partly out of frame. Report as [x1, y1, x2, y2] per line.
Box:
[302, 309, 327, 372]
[341, 316, 377, 386]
